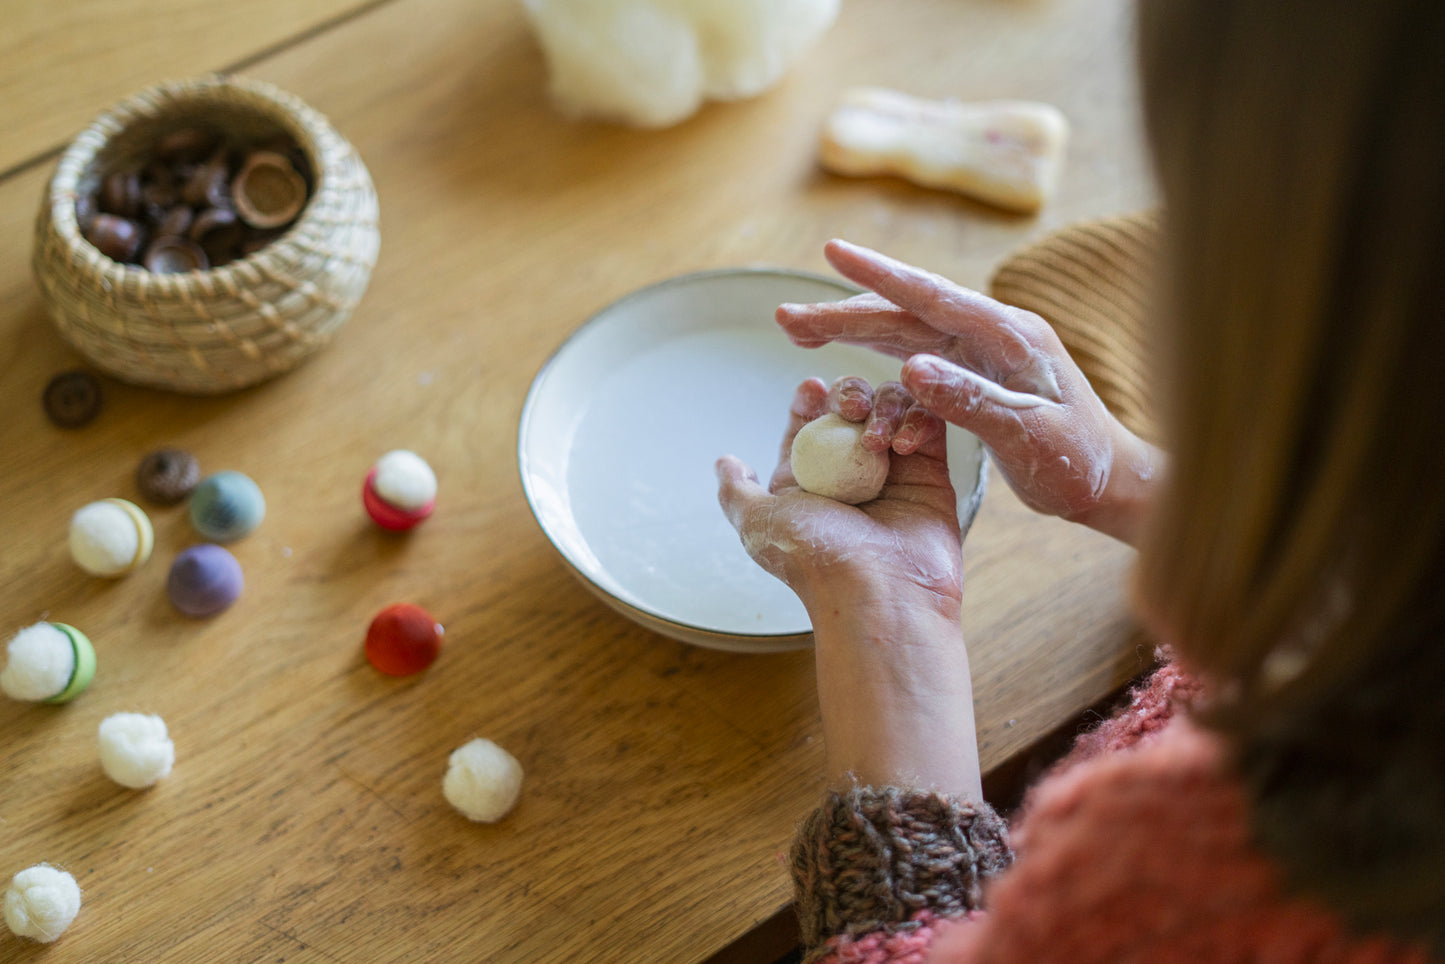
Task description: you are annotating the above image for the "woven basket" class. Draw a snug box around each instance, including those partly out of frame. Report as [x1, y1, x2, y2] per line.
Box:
[33, 75, 380, 394]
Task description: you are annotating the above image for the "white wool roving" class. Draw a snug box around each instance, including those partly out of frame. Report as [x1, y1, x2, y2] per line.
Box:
[372, 450, 437, 511]
[97, 712, 174, 789]
[4, 864, 80, 943]
[443, 738, 524, 822]
[520, 0, 841, 127]
[1, 623, 73, 702]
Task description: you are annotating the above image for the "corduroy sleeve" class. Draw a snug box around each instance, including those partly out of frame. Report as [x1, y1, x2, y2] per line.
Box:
[790, 787, 1013, 957]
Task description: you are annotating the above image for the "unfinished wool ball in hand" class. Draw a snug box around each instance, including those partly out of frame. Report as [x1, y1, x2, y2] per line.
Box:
[97, 712, 174, 788]
[69, 498, 154, 577]
[443, 738, 524, 823]
[790, 413, 890, 504]
[520, 0, 840, 127]
[4, 864, 80, 943]
[1, 622, 96, 703]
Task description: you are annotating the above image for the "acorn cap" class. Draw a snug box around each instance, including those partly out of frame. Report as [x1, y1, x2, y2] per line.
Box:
[232, 151, 307, 229]
[44, 623, 96, 703]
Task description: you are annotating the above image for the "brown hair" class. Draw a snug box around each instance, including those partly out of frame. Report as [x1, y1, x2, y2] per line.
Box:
[1134, 0, 1445, 949]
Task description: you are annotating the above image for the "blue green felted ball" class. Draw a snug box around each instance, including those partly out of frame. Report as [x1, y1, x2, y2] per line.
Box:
[189, 471, 266, 542]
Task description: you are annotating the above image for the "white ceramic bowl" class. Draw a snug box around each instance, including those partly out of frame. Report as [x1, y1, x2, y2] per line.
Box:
[519, 268, 987, 652]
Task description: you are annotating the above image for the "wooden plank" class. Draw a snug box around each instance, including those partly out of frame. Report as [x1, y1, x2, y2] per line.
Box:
[0, 0, 1155, 960]
[0, 0, 388, 176]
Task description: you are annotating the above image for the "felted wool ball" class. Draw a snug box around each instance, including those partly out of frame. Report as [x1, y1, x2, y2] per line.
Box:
[4, 864, 80, 943]
[365, 603, 444, 676]
[790, 413, 890, 504]
[97, 712, 174, 789]
[0, 622, 96, 704]
[189, 471, 266, 542]
[167, 544, 244, 617]
[69, 498, 154, 576]
[363, 450, 436, 530]
[443, 738, 524, 823]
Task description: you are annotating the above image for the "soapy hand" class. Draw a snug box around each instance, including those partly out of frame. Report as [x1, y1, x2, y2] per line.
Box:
[715, 377, 961, 616]
[777, 240, 1160, 544]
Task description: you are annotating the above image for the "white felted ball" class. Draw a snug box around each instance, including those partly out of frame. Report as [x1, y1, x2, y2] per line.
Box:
[520, 0, 841, 127]
[443, 738, 524, 823]
[372, 450, 437, 511]
[4, 864, 80, 943]
[790, 413, 890, 504]
[69, 499, 153, 577]
[97, 713, 174, 789]
[1, 623, 73, 702]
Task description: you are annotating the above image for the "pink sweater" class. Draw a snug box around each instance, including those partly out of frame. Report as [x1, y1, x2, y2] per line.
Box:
[796, 663, 1437, 964]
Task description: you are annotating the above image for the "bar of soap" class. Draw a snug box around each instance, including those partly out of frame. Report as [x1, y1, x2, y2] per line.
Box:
[790, 413, 889, 505]
[820, 87, 1069, 214]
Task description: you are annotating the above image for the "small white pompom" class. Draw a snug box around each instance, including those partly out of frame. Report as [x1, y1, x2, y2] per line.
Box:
[4, 864, 81, 943]
[69, 499, 153, 577]
[443, 738, 524, 823]
[1, 623, 74, 702]
[372, 450, 437, 511]
[790, 413, 890, 504]
[97, 713, 174, 789]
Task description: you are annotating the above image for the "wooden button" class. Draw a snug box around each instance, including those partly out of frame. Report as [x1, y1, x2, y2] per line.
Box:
[135, 448, 201, 505]
[42, 371, 103, 428]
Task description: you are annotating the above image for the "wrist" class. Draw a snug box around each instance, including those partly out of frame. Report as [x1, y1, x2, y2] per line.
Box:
[1075, 424, 1162, 546]
[805, 580, 981, 800]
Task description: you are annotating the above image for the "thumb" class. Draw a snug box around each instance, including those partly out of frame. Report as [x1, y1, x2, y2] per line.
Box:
[715, 455, 769, 533]
[901, 354, 1053, 440]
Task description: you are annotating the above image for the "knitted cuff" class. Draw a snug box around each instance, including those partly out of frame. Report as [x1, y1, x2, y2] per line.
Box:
[791, 787, 1013, 953]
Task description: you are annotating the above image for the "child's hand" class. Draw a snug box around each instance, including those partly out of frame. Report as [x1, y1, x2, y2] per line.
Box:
[777, 240, 1161, 544]
[715, 377, 961, 619]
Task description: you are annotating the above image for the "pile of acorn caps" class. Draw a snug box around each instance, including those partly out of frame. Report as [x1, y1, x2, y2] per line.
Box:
[79, 126, 311, 272]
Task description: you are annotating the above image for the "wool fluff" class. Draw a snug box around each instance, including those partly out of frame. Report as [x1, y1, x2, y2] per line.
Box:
[4, 864, 80, 943]
[443, 738, 524, 823]
[520, 0, 841, 127]
[1, 623, 73, 702]
[97, 712, 174, 789]
[790, 412, 890, 504]
[372, 450, 437, 511]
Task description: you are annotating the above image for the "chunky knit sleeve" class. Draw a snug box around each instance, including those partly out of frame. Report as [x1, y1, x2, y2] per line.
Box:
[790, 787, 1013, 961]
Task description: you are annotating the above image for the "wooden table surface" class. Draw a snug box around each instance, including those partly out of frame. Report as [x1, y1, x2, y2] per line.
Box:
[0, 1, 1155, 961]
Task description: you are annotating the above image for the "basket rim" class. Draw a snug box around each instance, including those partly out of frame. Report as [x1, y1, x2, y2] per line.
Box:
[44, 74, 350, 294]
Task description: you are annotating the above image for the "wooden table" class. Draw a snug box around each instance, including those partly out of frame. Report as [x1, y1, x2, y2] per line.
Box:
[0, 1, 1155, 960]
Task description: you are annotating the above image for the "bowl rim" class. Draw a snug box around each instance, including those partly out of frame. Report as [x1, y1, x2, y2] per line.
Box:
[517, 265, 989, 648]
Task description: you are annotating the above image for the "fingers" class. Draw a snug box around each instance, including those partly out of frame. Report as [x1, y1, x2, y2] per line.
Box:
[862, 382, 911, 451]
[828, 375, 875, 422]
[772, 378, 829, 491]
[892, 405, 945, 457]
[777, 294, 952, 361]
[901, 355, 1054, 452]
[821, 239, 1053, 390]
[715, 455, 768, 533]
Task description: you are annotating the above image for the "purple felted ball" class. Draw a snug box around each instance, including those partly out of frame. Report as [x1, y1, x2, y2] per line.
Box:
[167, 544, 243, 617]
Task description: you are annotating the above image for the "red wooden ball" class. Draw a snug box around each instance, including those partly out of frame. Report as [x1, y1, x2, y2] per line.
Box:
[362, 467, 435, 531]
[365, 603, 444, 676]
